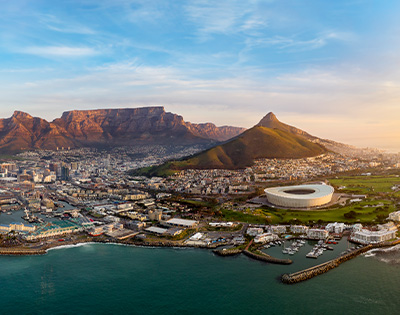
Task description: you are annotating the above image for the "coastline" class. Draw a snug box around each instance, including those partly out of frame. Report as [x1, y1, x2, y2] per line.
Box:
[0, 236, 222, 256]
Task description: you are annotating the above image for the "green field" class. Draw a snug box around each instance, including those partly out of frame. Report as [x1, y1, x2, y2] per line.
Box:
[220, 209, 271, 224]
[262, 199, 395, 224]
[220, 174, 400, 225]
[329, 175, 400, 194]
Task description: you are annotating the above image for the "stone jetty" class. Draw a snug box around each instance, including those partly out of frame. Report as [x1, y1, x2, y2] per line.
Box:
[0, 248, 46, 255]
[243, 249, 293, 265]
[281, 241, 400, 284]
[213, 248, 243, 256]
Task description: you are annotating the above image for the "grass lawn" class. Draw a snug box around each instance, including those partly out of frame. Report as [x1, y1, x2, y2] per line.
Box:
[260, 198, 395, 225]
[329, 175, 400, 194]
[220, 209, 270, 224]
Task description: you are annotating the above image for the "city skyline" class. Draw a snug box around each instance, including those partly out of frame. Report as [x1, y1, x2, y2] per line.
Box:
[0, 1, 399, 152]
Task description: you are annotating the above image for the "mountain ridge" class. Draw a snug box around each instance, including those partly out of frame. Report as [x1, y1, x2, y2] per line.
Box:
[0, 107, 246, 153]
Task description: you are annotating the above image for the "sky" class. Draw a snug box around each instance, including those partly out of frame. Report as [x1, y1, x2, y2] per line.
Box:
[0, 0, 399, 152]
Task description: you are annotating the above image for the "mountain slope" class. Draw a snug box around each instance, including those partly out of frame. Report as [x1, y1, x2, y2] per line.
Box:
[257, 112, 366, 155]
[134, 124, 327, 175]
[257, 112, 316, 139]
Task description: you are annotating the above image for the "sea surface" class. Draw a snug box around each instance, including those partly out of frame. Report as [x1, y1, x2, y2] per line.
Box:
[1, 241, 400, 315]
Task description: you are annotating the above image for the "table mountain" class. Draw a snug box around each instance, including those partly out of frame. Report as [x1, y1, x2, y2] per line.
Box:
[0, 107, 245, 153]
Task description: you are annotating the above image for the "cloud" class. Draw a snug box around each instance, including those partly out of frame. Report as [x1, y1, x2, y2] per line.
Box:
[184, 0, 269, 39]
[1, 59, 398, 151]
[38, 14, 96, 34]
[246, 31, 352, 52]
[22, 46, 99, 57]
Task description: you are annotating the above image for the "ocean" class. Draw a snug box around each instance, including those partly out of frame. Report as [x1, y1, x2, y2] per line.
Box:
[1, 242, 399, 315]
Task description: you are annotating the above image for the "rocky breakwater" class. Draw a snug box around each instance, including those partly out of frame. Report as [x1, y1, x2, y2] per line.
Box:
[282, 244, 374, 284]
[213, 247, 243, 256]
[243, 249, 293, 265]
[0, 247, 46, 256]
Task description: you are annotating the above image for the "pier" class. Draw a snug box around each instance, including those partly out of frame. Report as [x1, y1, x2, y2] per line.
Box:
[282, 240, 400, 284]
[243, 249, 293, 265]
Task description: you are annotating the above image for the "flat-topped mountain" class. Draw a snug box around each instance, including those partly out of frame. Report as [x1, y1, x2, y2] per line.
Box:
[0, 107, 245, 153]
[133, 112, 328, 176]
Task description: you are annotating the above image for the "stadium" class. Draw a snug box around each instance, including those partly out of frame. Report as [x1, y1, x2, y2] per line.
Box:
[264, 184, 334, 209]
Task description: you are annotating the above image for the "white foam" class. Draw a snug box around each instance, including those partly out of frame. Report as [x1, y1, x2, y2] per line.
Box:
[46, 242, 97, 251]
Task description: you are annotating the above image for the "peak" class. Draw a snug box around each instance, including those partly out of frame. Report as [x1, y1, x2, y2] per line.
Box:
[257, 112, 280, 127]
[264, 112, 278, 121]
[12, 111, 33, 119]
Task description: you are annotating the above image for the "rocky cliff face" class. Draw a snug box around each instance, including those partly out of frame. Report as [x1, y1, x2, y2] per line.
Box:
[186, 122, 246, 142]
[0, 111, 75, 152]
[0, 107, 245, 152]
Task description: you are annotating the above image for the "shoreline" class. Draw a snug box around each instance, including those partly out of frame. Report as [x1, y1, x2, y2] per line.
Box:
[2, 237, 400, 285]
[0, 236, 222, 256]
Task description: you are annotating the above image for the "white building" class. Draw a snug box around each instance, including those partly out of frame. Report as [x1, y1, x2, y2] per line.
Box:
[307, 228, 329, 240]
[326, 222, 345, 234]
[0, 222, 36, 233]
[290, 225, 309, 234]
[165, 218, 198, 228]
[209, 222, 236, 228]
[265, 184, 334, 209]
[270, 225, 287, 235]
[352, 228, 396, 244]
[254, 233, 278, 244]
[352, 224, 363, 232]
[388, 211, 400, 222]
[246, 227, 263, 236]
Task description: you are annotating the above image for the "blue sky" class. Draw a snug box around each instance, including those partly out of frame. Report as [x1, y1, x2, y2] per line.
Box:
[0, 0, 399, 151]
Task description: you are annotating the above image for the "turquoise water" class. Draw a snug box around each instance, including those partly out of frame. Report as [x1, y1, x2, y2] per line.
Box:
[1, 243, 399, 315]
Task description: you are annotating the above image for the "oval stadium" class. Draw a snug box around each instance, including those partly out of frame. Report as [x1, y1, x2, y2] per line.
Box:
[264, 184, 334, 209]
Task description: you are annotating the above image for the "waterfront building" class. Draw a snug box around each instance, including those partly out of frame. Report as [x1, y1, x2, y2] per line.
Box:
[270, 225, 287, 235]
[25, 221, 82, 240]
[254, 233, 278, 243]
[307, 229, 329, 240]
[352, 223, 363, 232]
[246, 227, 264, 236]
[351, 228, 396, 244]
[0, 222, 36, 233]
[290, 225, 309, 234]
[325, 222, 345, 234]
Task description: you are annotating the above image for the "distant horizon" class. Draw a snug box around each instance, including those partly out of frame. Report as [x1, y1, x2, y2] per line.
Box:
[0, 1, 399, 153]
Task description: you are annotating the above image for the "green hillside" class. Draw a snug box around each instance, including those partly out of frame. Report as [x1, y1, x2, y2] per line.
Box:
[132, 126, 327, 176]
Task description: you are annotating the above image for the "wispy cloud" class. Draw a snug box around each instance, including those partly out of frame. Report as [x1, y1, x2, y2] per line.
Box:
[184, 0, 269, 39]
[22, 46, 99, 57]
[246, 32, 352, 52]
[38, 14, 95, 35]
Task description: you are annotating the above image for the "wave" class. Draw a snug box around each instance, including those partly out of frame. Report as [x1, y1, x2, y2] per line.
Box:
[364, 244, 400, 264]
[47, 242, 97, 251]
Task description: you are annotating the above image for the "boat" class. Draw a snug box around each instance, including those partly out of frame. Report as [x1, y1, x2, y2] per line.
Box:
[306, 252, 318, 258]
